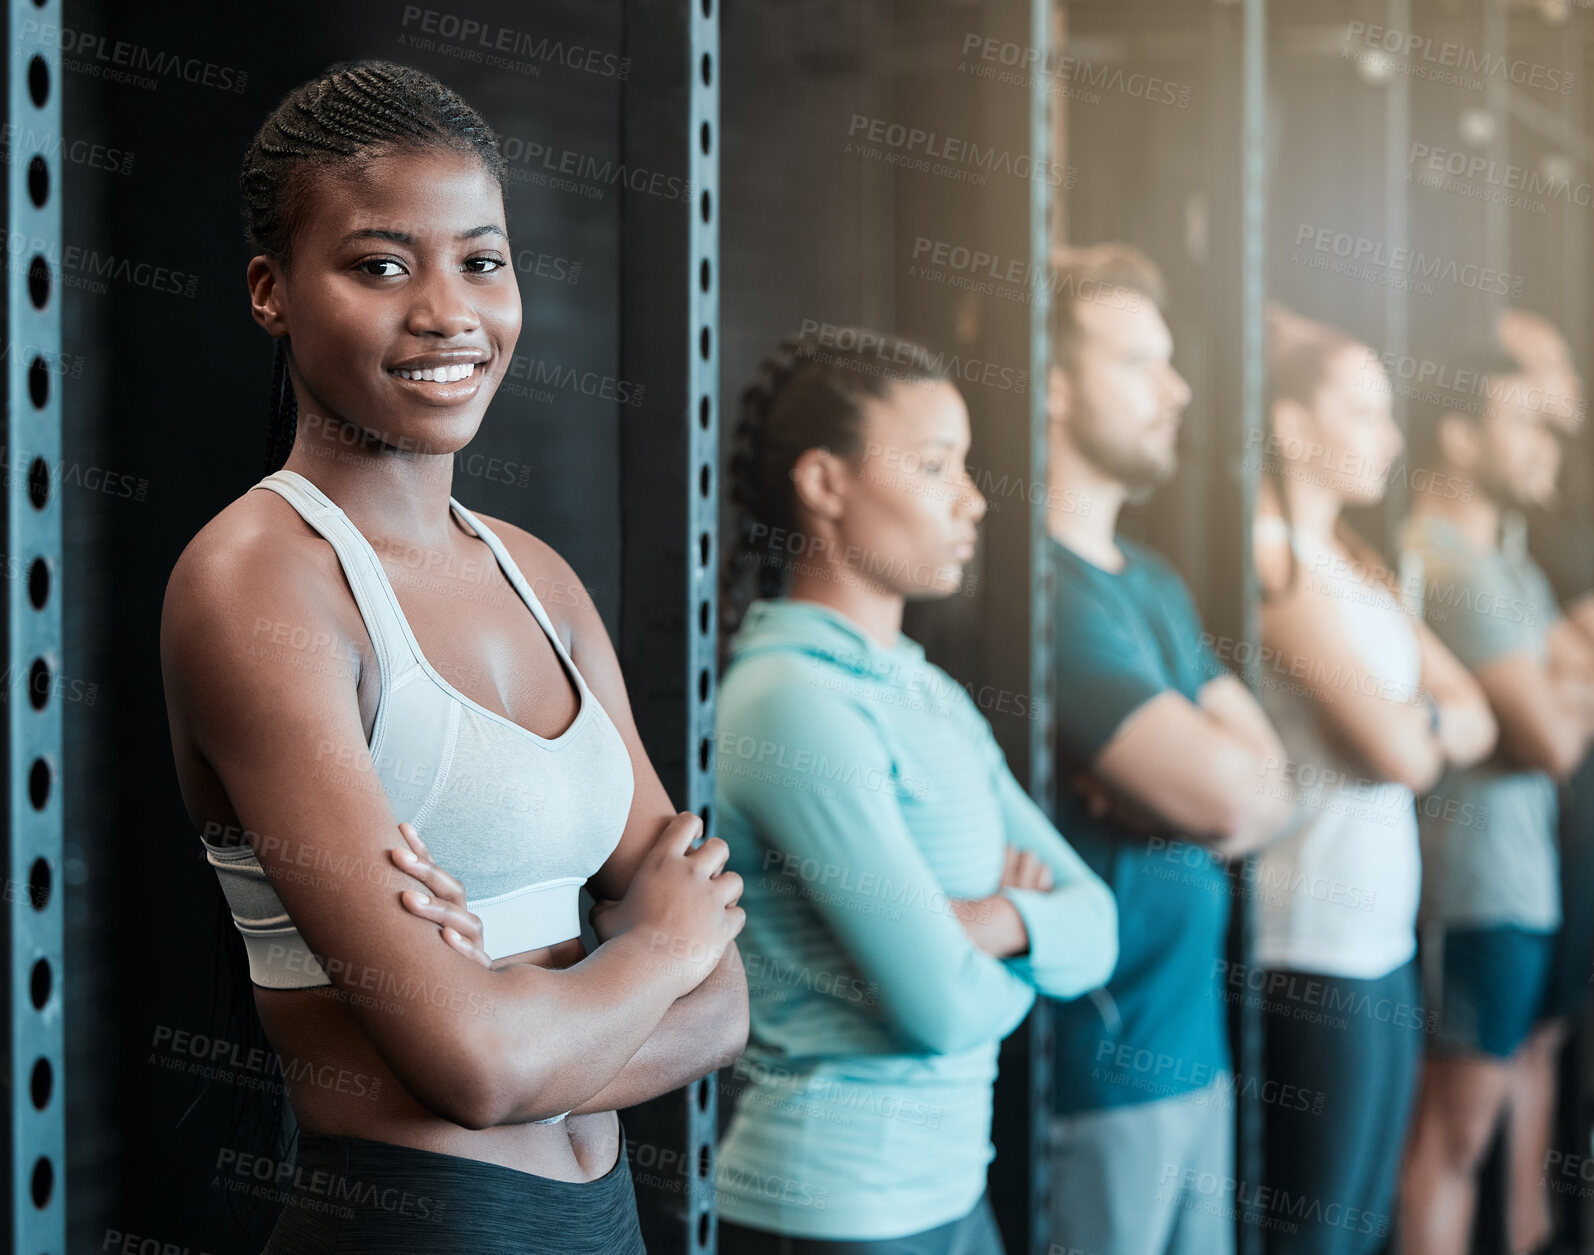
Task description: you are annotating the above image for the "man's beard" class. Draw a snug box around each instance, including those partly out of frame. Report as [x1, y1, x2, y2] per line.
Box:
[1476, 459, 1544, 511]
[1071, 403, 1178, 494]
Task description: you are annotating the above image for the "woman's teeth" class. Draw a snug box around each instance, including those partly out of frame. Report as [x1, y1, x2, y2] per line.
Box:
[391, 363, 476, 383]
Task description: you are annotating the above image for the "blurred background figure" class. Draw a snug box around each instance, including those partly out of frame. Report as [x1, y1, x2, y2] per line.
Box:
[1495, 307, 1594, 1253]
[1399, 343, 1594, 1255]
[1251, 306, 1496, 1254]
[1041, 243, 1293, 1255]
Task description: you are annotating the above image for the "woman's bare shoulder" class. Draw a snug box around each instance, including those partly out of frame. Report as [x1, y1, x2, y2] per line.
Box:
[467, 510, 600, 637]
[465, 509, 567, 576]
[1253, 525, 1295, 601]
[161, 487, 356, 687]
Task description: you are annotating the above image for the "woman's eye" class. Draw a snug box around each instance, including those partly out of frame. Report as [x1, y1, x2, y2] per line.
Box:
[923, 461, 945, 475]
[358, 258, 405, 278]
[466, 256, 507, 274]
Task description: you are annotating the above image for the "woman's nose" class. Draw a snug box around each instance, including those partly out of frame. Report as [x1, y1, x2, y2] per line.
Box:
[408, 274, 480, 338]
[963, 474, 987, 519]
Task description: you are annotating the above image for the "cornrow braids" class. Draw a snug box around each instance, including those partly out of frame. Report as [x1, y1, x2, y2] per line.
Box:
[720, 328, 949, 660]
[219, 60, 508, 1203]
[241, 60, 508, 477]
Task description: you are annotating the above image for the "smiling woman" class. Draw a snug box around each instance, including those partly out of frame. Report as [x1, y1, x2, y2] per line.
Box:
[240, 70, 519, 475]
[159, 61, 747, 1255]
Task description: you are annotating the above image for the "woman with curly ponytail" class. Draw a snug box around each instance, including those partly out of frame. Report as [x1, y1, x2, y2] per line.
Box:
[713, 328, 1120, 1253]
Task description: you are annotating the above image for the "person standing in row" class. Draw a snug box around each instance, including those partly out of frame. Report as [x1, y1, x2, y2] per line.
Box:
[163, 62, 747, 1255]
[713, 329, 1120, 1254]
[1496, 306, 1594, 1250]
[1252, 307, 1496, 1253]
[1400, 338, 1594, 1255]
[1041, 242, 1294, 1255]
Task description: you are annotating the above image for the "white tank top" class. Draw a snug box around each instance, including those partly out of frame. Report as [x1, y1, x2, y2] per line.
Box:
[1251, 518, 1422, 979]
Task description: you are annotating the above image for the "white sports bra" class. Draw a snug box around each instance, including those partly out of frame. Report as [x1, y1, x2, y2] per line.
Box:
[201, 469, 636, 991]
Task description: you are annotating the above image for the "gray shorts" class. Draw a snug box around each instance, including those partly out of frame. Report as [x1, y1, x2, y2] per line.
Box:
[718, 1191, 1004, 1254]
[1048, 1079, 1235, 1255]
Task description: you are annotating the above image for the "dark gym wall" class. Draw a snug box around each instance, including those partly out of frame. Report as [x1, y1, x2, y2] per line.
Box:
[59, 3, 625, 1249]
[1059, 0, 1259, 642]
[720, 0, 1048, 751]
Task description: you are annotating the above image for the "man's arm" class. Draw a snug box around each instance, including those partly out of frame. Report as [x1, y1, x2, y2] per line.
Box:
[1564, 590, 1594, 645]
[1418, 549, 1594, 780]
[1051, 560, 1291, 858]
[1474, 641, 1594, 779]
[1088, 679, 1292, 859]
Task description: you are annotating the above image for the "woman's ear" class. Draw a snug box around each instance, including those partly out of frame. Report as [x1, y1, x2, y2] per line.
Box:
[1270, 397, 1311, 456]
[247, 255, 288, 338]
[1435, 411, 1479, 474]
[1046, 365, 1071, 427]
[790, 446, 849, 527]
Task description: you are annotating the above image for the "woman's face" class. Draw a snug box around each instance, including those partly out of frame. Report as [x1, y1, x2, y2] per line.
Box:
[835, 378, 987, 600]
[1281, 344, 1402, 507]
[266, 146, 521, 459]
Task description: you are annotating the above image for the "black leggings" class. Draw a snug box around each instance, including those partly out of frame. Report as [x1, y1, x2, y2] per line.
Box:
[257, 1129, 646, 1254]
[1261, 960, 1424, 1255]
[718, 1191, 1005, 1255]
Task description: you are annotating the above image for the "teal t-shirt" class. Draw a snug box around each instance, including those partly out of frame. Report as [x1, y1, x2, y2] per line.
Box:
[713, 597, 1119, 1241]
[1047, 536, 1235, 1115]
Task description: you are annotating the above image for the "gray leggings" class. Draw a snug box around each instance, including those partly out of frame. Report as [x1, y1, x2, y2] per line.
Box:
[718, 1191, 1006, 1255]
[257, 1128, 646, 1254]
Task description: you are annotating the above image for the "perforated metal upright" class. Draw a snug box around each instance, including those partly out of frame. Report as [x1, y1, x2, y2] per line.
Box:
[1025, 1, 1058, 1251]
[973, 1, 1062, 1250]
[618, 0, 720, 1251]
[3, 1, 65, 1251]
[1222, 1, 1270, 1250]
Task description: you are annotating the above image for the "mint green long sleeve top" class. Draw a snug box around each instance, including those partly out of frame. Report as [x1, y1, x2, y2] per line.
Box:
[712, 598, 1119, 1241]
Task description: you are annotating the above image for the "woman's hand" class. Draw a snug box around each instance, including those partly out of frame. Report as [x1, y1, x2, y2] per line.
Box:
[588, 897, 623, 945]
[592, 812, 746, 994]
[390, 821, 491, 969]
[999, 844, 1054, 893]
[946, 845, 1051, 958]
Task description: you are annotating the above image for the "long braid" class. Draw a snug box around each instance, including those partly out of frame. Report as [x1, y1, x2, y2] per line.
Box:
[262, 338, 296, 477]
[721, 337, 811, 651]
[719, 329, 949, 663]
[242, 60, 507, 477]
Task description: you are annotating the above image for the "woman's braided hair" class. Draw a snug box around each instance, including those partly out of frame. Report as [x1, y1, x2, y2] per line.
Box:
[721, 328, 948, 658]
[240, 60, 508, 477]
